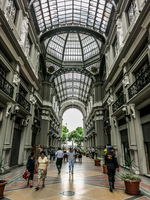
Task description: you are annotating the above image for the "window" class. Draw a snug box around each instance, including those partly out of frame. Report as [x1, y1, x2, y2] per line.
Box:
[127, 0, 136, 25]
[19, 86, 27, 97]
[6, 0, 17, 23]
[113, 37, 118, 57]
[0, 65, 7, 78]
[25, 36, 32, 56]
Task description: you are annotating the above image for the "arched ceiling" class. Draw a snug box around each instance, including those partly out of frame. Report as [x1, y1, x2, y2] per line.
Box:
[32, 0, 114, 35]
[29, 0, 117, 105]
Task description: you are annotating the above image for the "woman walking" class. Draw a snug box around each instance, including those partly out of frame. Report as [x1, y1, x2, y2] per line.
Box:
[35, 151, 48, 191]
[26, 152, 35, 188]
[67, 148, 75, 174]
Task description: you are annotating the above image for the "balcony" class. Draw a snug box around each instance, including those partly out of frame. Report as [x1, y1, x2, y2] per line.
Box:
[128, 67, 150, 99]
[16, 93, 30, 112]
[86, 126, 95, 135]
[112, 94, 126, 113]
[0, 74, 14, 98]
[50, 126, 59, 135]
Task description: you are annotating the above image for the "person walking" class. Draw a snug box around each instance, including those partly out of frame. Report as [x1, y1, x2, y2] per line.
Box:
[68, 148, 75, 174]
[52, 148, 55, 160]
[95, 147, 98, 159]
[26, 152, 35, 188]
[105, 147, 119, 192]
[35, 151, 48, 191]
[91, 147, 95, 159]
[55, 147, 64, 174]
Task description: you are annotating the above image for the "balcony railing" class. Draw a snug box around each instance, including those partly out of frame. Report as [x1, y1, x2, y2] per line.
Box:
[128, 68, 150, 99]
[16, 93, 30, 112]
[0, 74, 14, 98]
[50, 126, 59, 135]
[112, 94, 126, 113]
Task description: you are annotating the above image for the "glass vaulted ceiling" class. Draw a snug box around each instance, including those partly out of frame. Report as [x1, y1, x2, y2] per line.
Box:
[54, 71, 92, 103]
[45, 33, 101, 63]
[33, 0, 113, 33]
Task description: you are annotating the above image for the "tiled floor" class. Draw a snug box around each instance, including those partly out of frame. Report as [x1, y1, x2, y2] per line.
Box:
[1, 156, 150, 200]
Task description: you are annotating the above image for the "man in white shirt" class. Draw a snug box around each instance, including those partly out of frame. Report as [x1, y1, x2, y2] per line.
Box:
[55, 147, 64, 174]
[67, 148, 75, 174]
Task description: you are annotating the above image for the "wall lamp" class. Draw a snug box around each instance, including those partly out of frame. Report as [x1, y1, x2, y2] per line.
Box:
[10, 106, 19, 120]
[122, 107, 131, 121]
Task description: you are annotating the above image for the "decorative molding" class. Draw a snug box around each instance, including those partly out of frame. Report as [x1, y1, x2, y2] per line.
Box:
[19, 16, 29, 47]
[94, 116, 104, 121]
[5, 103, 12, 118]
[122, 75, 129, 87]
[116, 18, 124, 48]
[13, 74, 20, 86]
[41, 115, 51, 121]
[129, 104, 136, 119]
[30, 94, 37, 105]
[113, 117, 117, 127]
[107, 95, 113, 105]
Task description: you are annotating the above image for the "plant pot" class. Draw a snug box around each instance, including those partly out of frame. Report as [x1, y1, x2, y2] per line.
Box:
[124, 179, 141, 195]
[103, 165, 107, 174]
[86, 154, 89, 157]
[94, 160, 101, 166]
[0, 180, 7, 199]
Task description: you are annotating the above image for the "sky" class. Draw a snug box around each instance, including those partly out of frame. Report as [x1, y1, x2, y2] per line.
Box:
[62, 108, 83, 132]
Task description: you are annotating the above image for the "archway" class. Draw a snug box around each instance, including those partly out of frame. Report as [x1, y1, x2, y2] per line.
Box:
[59, 100, 87, 150]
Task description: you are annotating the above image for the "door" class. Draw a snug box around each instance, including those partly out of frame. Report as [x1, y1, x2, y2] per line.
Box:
[10, 128, 21, 167]
[142, 122, 150, 173]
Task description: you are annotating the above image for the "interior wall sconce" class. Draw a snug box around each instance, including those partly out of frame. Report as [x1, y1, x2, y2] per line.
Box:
[10, 105, 19, 120]
[122, 106, 131, 121]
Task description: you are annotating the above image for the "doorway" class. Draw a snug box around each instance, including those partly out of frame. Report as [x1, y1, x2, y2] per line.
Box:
[10, 128, 21, 167]
[142, 122, 150, 173]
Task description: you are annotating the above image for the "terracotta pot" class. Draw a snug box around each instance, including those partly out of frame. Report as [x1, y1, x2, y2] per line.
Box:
[0, 180, 7, 199]
[86, 154, 89, 157]
[103, 165, 108, 174]
[124, 179, 141, 195]
[94, 160, 101, 166]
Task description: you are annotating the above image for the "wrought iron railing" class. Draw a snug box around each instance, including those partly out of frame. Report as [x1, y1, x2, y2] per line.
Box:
[0, 74, 14, 98]
[16, 93, 30, 112]
[50, 126, 59, 135]
[128, 67, 150, 99]
[112, 94, 126, 113]
[86, 126, 95, 135]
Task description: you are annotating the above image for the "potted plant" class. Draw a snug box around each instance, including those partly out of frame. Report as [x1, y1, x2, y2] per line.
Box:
[94, 159, 101, 166]
[102, 163, 108, 174]
[0, 157, 7, 199]
[121, 155, 141, 195]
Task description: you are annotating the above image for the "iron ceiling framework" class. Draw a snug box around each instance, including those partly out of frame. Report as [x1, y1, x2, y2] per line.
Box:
[30, 0, 115, 104]
[32, 0, 113, 34]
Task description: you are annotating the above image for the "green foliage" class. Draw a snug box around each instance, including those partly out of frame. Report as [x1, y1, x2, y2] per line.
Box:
[121, 172, 141, 181]
[62, 125, 69, 142]
[68, 127, 83, 147]
[125, 155, 134, 168]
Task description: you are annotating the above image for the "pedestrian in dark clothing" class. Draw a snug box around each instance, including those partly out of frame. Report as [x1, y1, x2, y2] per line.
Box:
[105, 147, 119, 192]
[55, 147, 64, 174]
[26, 152, 35, 188]
[52, 148, 55, 160]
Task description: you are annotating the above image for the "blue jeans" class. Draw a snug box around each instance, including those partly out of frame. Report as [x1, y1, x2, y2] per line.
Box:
[69, 160, 74, 173]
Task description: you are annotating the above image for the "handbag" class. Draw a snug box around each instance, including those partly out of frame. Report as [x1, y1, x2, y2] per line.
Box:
[23, 171, 30, 180]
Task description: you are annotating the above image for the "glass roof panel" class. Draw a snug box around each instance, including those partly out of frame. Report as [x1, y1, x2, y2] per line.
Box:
[33, 0, 113, 33]
[54, 71, 92, 103]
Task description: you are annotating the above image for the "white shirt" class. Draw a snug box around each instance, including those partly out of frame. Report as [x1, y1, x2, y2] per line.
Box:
[91, 148, 95, 152]
[38, 156, 48, 170]
[55, 150, 64, 158]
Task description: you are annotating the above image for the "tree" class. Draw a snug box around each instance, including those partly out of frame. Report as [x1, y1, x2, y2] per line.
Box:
[62, 125, 69, 142]
[68, 127, 83, 148]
